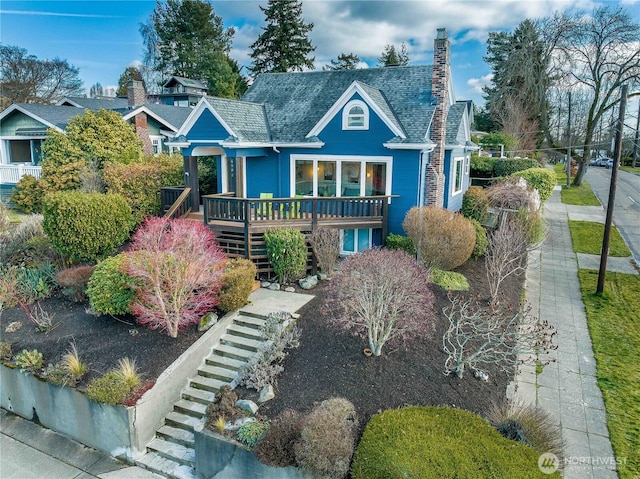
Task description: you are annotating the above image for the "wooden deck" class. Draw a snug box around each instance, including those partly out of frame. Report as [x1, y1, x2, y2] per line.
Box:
[162, 189, 390, 274]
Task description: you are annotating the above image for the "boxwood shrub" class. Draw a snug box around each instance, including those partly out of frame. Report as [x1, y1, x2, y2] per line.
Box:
[264, 228, 307, 284]
[351, 406, 560, 479]
[218, 258, 257, 312]
[511, 167, 556, 202]
[384, 233, 416, 256]
[461, 186, 489, 223]
[42, 192, 133, 262]
[470, 218, 488, 259]
[86, 371, 132, 405]
[87, 253, 137, 315]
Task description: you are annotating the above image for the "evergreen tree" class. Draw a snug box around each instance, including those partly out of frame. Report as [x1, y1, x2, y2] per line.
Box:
[324, 53, 361, 71]
[249, 0, 315, 74]
[90, 82, 104, 98]
[378, 42, 409, 67]
[140, 0, 245, 98]
[116, 66, 144, 97]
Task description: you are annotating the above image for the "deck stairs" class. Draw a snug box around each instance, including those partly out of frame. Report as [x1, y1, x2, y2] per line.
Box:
[135, 312, 268, 479]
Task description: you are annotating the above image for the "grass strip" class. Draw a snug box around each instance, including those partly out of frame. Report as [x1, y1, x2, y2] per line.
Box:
[578, 270, 640, 479]
[560, 183, 600, 206]
[568, 220, 631, 257]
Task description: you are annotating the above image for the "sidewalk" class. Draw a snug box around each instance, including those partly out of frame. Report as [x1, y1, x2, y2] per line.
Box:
[515, 188, 619, 479]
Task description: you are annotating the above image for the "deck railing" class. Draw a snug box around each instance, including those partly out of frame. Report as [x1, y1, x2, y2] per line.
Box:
[202, 194, 389, 227]
[160, 186, 194, 218]
[0, 164, 42, 184]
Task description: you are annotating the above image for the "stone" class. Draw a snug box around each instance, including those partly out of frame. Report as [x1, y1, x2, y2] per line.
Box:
[474, 370, 489, 382]
[260, 281, 271, 288]
[258, 385, 275, 404]
[268, 283, 280, 291]
[198, 312, 218, 332]
[225, 416, 256, 431]
[299, 275, 318, 290]
[235, 399, 259, 415]
[284, 287, 295, 293]
[317, 271, 329, 281]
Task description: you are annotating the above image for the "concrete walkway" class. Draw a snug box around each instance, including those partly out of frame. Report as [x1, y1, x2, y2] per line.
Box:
[515, 188, 622, 479]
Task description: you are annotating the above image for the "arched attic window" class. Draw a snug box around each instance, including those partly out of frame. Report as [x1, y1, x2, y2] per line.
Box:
[342, 100, 369, 130]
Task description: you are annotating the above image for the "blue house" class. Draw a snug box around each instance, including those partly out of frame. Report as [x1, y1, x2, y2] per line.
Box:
[164, 29, 475, 266]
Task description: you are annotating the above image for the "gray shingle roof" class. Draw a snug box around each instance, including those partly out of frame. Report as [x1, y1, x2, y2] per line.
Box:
[355, 81, 405, 137]
[9, 104, 86, 130]
[164, 76, 208, 90]
[206, 97, 270, 143]
[60, 97, 129, 110]
[445, 102, 467, 146]
[242, 65, 437, 143]
[143, 104, 192, 131]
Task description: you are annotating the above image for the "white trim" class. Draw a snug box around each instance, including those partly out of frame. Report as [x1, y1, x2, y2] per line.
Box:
[340, 228, 373, 255]
[122, 106, 181, 132]
[464, 155, 470, 175]
[174, 97, 237, 139]
[0, 104, 65, 133]
[384, 141, 436, 150]
[452, 156, 464, 196]
[306, 81, 406, 139]
[221, 155, 229, 194]
[342, 99, 369, 130]
[290, 154, 393, 201]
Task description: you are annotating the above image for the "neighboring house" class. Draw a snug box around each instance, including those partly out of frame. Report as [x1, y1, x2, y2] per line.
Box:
[164, 28, 475, 264]
[153, 76, 209, 108]
[0, 81, 191, 200]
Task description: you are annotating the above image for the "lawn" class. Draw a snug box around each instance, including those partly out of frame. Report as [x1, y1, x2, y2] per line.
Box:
[578, 270, 640, 479]
[568, 220, 631, 257]
[620, 165, 640, 176]
[560, 184, 600, 206]
[553, 163, 568, 185]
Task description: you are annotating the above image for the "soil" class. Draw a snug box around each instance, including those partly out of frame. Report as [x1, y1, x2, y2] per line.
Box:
[1, 257, 524, 430]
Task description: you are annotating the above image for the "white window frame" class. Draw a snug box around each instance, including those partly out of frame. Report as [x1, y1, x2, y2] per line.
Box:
[342, 99, 369, 130]
[290, 154, 392, 202]
[464, 155, 470, 175]
[452, 156, 464, 196]
[340, 228, 373, 255]
[150, 135, 163, 155]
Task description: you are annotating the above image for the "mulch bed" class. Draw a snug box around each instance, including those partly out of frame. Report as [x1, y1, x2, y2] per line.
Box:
[1, 256, 524, 431]
[245, 258, 525, 433]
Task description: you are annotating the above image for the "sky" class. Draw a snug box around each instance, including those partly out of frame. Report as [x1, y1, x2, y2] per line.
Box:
[1, 0, 640, 107]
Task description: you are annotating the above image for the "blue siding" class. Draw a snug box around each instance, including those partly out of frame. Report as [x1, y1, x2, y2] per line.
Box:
[245, 154, 280, 198]
[187, 109, 231, 142]
[443, 148, 470, 211]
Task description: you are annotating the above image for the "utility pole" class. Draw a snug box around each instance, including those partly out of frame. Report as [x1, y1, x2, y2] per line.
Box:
[632, 99, 640, 168]
[566, 92, 572, 188]
[597, 85, 628, 294]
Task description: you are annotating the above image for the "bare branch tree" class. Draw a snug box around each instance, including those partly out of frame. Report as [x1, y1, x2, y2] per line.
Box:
[309, 227, 340, 277]
[485, 219, 530, 301]
[443, 295, 557, 379]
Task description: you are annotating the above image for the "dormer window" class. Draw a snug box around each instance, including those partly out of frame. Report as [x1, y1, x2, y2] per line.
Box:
[342, 100, 369, 130]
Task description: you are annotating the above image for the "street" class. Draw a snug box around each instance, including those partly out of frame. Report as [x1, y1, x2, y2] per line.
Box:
[585, 166, 640, 264]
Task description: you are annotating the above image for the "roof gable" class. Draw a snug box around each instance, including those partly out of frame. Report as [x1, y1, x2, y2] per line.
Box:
[0, 104, 82, 132]
[57, 97, 129, 110]
[306, 81, 405, 139]
[122, 104, 192, 133]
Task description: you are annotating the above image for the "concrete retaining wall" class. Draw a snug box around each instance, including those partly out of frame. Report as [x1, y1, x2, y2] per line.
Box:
[194, 425, 310, 479]
[0, 310, 239, 462]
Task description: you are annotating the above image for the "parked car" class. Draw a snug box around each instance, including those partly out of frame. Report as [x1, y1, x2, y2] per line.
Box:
[605, 158, 614, 169]
[588, 158, 598, 165]
[594, 157, 612, 167]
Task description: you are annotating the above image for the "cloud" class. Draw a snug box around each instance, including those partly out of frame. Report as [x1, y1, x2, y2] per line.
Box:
[0, 9, 120, 18]
[467, 74, 494, 94]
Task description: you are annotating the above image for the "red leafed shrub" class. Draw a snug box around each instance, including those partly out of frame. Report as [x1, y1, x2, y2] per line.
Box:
[126, 217, 226, 337]
[323, 248, 435, 356]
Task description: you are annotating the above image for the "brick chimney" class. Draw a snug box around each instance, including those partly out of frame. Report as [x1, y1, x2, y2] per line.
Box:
[426, 28, 451, 208]
[127, 80, 146, 107]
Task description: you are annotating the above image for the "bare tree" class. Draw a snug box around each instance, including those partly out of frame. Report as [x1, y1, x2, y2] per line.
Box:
[485, 219, 530, 301]
[443, 295, 557, 379]
[547, 6, 640, 185]
[309, 227, 340, 277]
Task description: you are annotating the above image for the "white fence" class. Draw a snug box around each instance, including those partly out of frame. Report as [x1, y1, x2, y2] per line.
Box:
[0, 164, 42, 184]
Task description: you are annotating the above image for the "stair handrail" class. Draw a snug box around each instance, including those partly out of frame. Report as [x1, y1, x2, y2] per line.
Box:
[164, 187, 192, 219]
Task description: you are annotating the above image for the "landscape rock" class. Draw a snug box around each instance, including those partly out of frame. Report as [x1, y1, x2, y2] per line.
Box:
[198, 312, 218, 332]
[225, 416, 256, 431]
[258, 385, 275, 404]
[317, 271, 329, 281]
[284, 286, 296, 293]
[299, 275, 318, 290]
[268, 283, 280, 291]
[261, 281, 271, 288]
[235, 399, 259, 415]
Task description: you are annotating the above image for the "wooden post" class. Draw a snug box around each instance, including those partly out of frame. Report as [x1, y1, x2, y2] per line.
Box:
[183, 155, 199, 213]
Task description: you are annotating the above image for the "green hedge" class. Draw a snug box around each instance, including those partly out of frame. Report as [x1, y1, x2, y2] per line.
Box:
[470, 219, 488, 259]
[494, 158, 538, 177]
[511, 168, 556, 202]
[470, 155, 497, 173]
[264, 228, 307, 284]
[461, 186, 489, 223]
[351, 406, 560, 479]
[384, 233, 416, 256]
[42, 192, 133, 262]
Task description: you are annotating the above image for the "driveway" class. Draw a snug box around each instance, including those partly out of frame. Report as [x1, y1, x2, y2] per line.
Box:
[585, 166, 640, 264]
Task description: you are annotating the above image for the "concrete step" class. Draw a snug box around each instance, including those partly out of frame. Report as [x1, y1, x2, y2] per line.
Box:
[190, 375, 229, 393]
[174, 399, 207, 419]
[198, 364, 238, 382]
[147, 437, 195, 467]
[165, 411, 204, 432]
[233, 314, 267, 328]
[220, 333, 263, 352]
[204, 354, 246, 371]
[226, 323, 264, 340]
[136, 451, 195, 479]
[213, 343, 254, 361]
[181, 386, 216, 405]
[157, 425, 195, 448]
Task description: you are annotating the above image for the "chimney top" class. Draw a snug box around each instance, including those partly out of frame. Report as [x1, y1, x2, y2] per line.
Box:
[127, 80, 146, 107]
[436, 28, 448, 40]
